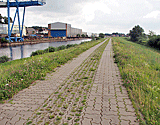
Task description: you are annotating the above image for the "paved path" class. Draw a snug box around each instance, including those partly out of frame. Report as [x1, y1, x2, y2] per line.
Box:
[0, 39, 139, 125]
[82, 39, 138, 125]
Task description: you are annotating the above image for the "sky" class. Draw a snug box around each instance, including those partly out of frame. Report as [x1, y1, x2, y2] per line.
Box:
[0, 0, 160, 34]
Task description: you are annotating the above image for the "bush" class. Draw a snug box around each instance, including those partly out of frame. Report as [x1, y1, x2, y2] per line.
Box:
[57, 45, 66, 50]
[96, 37, 101, 40]
[0, 56, 10, 63]
[147, 36, 160, 49]
[1, 37, 9, 43]
[137, 37, 147, 45]
[30, 50, 45, 56]
[44, 47, 56, 53]
[66, 44, 77, 48]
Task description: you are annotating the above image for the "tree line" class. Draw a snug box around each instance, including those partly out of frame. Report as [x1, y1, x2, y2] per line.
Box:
[129, 25, 160, 50]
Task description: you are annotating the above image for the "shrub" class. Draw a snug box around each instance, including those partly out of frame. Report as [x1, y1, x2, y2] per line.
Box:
[1, 37, 9, 43]
[30, 50, 45, 56]
[96, 37, 101, 40]
[0, 56, 10, 63]
[44, 47, 56, 53]
[66, 44, 77, 48]
[57, 45, 66, 50]
[147, 36, 160, 49]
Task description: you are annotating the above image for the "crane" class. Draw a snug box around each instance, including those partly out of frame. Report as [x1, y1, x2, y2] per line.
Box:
[0, 0, 46, 42]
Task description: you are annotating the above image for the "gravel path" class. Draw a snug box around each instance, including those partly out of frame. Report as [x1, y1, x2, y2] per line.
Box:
[0, 39, 139, 125]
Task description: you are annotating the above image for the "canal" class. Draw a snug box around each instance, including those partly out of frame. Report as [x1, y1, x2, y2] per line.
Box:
[0, 39, 91, 60]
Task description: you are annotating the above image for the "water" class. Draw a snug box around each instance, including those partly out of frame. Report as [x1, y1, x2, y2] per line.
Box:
[0, 39, 91, 61]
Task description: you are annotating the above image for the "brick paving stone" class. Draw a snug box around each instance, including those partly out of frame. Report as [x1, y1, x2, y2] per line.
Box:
[3, 110, 18, 119]
[120, 120, 130, 125]
[85, 107, 100, 115]
[117, 101, 125, 108]
[85, 114, 101, 124]
[0, 118, 9, 125]
[82, 118, 91, 125]
[120, 116, 138, 125]
[94, 103, 101, 111]
[87, 100, 94, 107]
[126, 105, 136, 112]
[119, 108, 136, 116]
[15, 119, 27, 125]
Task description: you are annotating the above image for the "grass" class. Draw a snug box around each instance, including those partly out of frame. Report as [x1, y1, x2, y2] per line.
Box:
[112, 37, 160, 125]
[0, 39, 105, 102]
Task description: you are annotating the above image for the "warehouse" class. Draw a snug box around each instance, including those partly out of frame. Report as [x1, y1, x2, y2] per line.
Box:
[48, 22, 82, 38]
[0, 24, 7, 34]
[0, 23, 26, 36]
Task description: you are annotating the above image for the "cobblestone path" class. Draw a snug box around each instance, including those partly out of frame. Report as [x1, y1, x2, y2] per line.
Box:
[0, 39, 139, 125]
[82, 39, 139, 125]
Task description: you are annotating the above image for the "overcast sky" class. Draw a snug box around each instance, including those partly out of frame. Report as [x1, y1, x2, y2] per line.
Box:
[0, 0, 160, 34]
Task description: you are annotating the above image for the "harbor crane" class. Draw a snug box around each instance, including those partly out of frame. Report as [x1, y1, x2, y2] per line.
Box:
[0, 0, 46, 42]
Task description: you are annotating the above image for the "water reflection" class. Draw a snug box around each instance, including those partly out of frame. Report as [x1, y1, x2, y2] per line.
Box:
[0, 39, 91, 61]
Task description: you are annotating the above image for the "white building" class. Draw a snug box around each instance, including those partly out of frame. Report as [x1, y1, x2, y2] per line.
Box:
[0, 23, 26, 36]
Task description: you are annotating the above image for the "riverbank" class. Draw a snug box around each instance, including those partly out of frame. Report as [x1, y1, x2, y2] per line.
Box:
[0, 38, 105, 102]
[0, 37, 87, 48]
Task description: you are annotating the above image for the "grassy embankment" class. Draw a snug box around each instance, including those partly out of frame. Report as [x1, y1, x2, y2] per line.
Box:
[112, 37, 160, 125]
[0, 38, 105, 102]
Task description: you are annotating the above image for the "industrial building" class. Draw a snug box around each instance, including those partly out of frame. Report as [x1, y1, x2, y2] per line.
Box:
[0, 24, 7, 34]
[48, 22, 83, 38]
[0, 23, 26, 36]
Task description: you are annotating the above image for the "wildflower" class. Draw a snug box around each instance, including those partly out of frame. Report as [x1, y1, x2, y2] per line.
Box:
[21, 79, 23, 81]
[5, 84, 9, 86]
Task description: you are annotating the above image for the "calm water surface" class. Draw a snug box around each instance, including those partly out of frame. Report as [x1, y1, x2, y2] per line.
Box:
[0, 39, 91, 60]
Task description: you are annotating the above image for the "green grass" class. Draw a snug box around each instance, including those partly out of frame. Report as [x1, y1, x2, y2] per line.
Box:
[112, 37, 160, 125]
[0, 39, 105, 102]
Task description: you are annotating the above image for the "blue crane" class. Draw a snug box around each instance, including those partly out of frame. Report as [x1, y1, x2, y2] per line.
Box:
[0, 0, 46, 42]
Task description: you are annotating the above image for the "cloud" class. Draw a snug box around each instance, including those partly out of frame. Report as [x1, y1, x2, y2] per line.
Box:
[82, 1, 111, 22]
[144, 11, 160, 18]
[0, 0, 160, 34]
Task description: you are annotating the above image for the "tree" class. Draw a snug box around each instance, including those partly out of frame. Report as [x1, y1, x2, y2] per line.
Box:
[0, 14, 2, 23]
[99, 33, 105, 38]
[77, 34, 80, 37]
[129, 25, 144, 42]
[3, 16, 12, 24]
[81, 34, 85, 38]
[148, 30, 156, 39]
